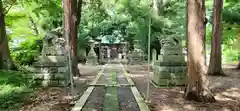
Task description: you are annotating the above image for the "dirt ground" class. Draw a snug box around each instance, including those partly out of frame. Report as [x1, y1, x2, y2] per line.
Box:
[20, 64, 101, 111]
[125, 64, 240, 111]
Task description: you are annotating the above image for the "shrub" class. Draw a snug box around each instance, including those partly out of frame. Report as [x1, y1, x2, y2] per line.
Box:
[11, 38, 42, 66]
[0, 70, 36, 110]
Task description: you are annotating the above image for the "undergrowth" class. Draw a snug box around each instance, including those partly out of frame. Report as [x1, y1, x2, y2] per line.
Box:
[0, 70, 38, 110]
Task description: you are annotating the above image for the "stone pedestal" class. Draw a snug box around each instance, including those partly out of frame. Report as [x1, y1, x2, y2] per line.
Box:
[118, 53, 122, 59]
[32, 56, 68, 87]
[32, 34, 69, 86]
[31, 31, 68, 87]
[152, 41, 186, 86]
[129, 49, 145, 64]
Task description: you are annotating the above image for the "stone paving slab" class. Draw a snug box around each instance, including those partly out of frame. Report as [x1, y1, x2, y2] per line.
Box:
[118, 87, 140, 111]
[117, 71, 129, 84]
[81, 87, 105, 111]
[72, 63, 150, 111]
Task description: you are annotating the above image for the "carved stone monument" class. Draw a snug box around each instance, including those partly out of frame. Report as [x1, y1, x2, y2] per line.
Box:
[127, 40, 145, 64]
[32, 29, 68, 87]
[152, 37, 186, 86]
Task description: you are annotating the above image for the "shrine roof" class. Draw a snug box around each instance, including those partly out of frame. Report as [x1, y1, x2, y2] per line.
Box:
[97, 36, 124, 44]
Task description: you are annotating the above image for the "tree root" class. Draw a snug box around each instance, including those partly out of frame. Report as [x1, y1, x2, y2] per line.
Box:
[184, 91, 216, 102]
[207, 71, 227, 76]
[236, 63, 240, 69]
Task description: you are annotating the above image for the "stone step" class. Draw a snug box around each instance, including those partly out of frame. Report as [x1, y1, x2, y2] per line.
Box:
[27, 67, 68, 73]
[152, 66, 186, 73]
[151, 78, 186, 86]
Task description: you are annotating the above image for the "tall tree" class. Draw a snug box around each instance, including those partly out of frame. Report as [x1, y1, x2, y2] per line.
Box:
[0, 0, 16, 70]
[63, 0, 83, 76]
[207, 0, 224, 75]
[184, 0, 216, 102]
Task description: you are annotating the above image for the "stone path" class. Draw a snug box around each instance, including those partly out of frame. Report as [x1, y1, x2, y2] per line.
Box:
[72, 63, 150, 111]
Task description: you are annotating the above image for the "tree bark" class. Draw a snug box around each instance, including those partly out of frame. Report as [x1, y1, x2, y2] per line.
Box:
[184, 0, 216, 102]
[63, 0, 82, 76]
[0, 0, 16, 70]
[207, 0, 224, 76]
[237, 61, 240, 69]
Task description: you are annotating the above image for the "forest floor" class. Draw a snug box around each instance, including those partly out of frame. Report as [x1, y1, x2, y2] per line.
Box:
[125, 64, 240, 111]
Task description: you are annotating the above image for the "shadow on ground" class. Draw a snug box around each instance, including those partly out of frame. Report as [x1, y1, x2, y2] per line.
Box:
[125, 64, 240, 111]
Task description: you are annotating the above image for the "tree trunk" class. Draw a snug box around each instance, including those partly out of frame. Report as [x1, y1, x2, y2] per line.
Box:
[184, 0, 216, 102]
[237, 61, 240, 69]
[207, 0, 224, 76]
[0, 0, 16, 70]
[63, 0, 82, 76]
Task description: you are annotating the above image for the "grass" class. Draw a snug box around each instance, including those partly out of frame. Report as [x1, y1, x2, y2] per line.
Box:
[0, 70, 36, 110]
[103, 72, 119, 111]
[103, 87, 119, 111]
[110, 72, 117, 85]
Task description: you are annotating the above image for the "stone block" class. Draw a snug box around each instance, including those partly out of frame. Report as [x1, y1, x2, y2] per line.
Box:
[176, 72, 186, 78]
[42, 80, 51, 87]
[170, 73, 182, 79]
[153, 66, 186, 73]
[153, 70, 171, 79]
[48, 67, 58, 73]
[154, 61, 186, 66]
[25, 67, 38, 72]
[161, 48, 183, 55]
[49, 80, 59, 86]
[152, 78, 170, 86]
[32, 74, 45, 80]
[58, 80, 67, 86]
[37, 56, 66, 63]
[158, 55, 185, 63]
[31, 67, 49, 73]
[34, 72, 56, 80]
[58, 67, 67, 73]
[54, 73, 66, 79]
[33, 62, 66, 67]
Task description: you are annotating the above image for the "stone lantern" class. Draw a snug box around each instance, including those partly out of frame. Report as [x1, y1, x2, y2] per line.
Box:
[95, 37, 103, 64]
[87, 38, 97, 65]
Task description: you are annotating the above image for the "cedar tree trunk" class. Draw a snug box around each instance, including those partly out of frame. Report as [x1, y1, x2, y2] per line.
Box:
[63, 0, 82, 76]
[0, 0, 16, 70]
[184, 0, 216, 102]
[207, 0, 224, 76]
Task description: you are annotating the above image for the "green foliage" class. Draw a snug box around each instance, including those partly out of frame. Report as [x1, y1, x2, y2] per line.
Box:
[0, 70, 35, 110]
[79, 0, 186, 53]
[205, 0, 240, 63]
[11, 38, 42, 66]
[5, 0, 60, 66]
[222, 24, 240, 62]
[3, 0, 240, 65]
